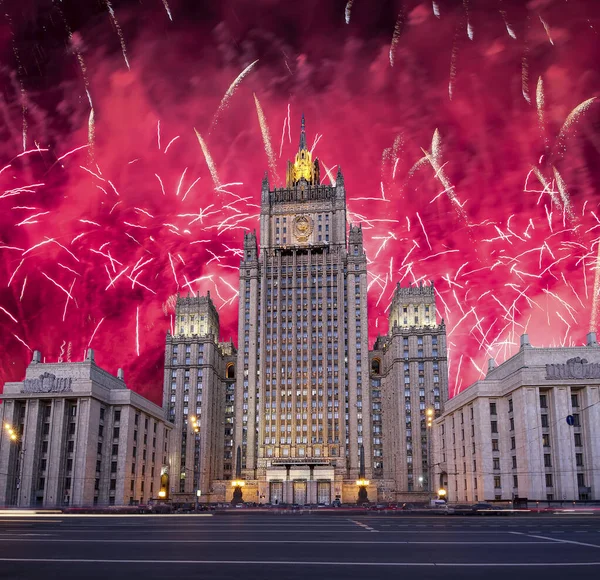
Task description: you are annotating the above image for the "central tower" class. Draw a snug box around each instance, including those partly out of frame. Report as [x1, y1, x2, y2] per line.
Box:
[235, 116, 371, 504]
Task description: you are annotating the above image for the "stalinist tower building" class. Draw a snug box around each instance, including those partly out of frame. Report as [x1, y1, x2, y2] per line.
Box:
[235, 115, 372, 505]
[164, 117, 448, 505]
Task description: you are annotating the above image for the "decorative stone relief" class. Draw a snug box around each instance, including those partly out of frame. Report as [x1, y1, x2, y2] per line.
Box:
[545, 357, 600, 380]
[22, 372, 73, 393]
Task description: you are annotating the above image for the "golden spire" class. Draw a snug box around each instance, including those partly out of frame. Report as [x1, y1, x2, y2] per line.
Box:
[286, 114, 319, 188]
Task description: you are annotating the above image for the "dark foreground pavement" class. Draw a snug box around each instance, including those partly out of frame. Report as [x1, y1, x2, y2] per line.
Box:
[1, 513, 600, 579]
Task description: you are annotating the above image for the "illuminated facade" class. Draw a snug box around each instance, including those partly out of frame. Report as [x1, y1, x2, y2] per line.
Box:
[0, 349, 171, 507]
[163, 117, 448, 504]
[162, 292, 236, 503]
[434, 334, 600, 503]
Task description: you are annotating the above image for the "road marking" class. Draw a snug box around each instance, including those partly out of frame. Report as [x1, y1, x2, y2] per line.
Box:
[0, 558, 599, 567]
[0, 519, 62, 523]
[348, 519, 378, 532]
[0, 538, 554, 545]
[511, 532, 600, 549]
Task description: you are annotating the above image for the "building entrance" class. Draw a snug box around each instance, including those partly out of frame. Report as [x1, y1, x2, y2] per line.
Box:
[293, 480, 307, 505]
[317, 480, 331, 504]
[269, 481, 283, 505]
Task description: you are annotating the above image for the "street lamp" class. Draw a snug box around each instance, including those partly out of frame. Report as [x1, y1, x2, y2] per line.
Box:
[426, 408, 434, 497]
[190, 416, 200, 511]
[438, 488, 447, 502]
[231, 445, 244, 505]
[4, 423, 23, 506]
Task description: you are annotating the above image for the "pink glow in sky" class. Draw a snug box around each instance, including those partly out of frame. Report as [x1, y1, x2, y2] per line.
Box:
[1, 0, 599, 404]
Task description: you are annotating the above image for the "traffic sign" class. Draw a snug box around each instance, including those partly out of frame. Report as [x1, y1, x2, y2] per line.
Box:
[566, 415, 575, 426]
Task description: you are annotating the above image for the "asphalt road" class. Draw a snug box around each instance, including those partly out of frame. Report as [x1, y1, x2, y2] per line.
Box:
[1, 512, 600, 579]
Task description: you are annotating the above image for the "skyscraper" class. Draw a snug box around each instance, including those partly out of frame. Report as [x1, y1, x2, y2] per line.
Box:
[235, 115, 372, 504]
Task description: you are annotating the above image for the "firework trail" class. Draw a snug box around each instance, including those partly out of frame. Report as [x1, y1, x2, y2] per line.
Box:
[104, 1, 131, 70]
[552, 166, 576, 225]
[463, 0, 473, 40]
[210, 59, 259, 134]
[448, 25, 460, 101]
[161, 0, 173, 21]
[432, 1, 440, 18]
[557, 97, 598, 155]
[538, 13, 554, 45]
[536, 76, 547, 146]
[194, 130, 221, 189]
[253, 93, 280, 184]
[389, 10, 405, 67]
[345, 1, 354, 24]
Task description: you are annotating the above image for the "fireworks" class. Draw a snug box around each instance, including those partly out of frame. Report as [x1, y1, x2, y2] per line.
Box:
[0, 0, 599, 404]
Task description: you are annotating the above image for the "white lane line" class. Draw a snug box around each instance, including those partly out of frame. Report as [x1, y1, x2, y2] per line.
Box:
[348, 519, 379, 532]
[511, 532, 600, 549]
[0, 538, 554, 545]
[0, 558, 599, 567]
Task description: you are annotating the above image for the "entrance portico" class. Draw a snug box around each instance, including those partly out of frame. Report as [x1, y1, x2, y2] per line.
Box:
[263, 458, 335, 505]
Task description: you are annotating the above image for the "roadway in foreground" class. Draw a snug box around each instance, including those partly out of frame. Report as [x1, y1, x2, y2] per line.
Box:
[0, 513, 600, 579]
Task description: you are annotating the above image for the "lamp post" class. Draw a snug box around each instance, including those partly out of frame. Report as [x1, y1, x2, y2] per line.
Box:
[231, 446, 244, 505]
[4, 423, 23, 506]
[356, 444, 369, 505]
[190, 416, 200, 511]
[426, 408, 434, 500]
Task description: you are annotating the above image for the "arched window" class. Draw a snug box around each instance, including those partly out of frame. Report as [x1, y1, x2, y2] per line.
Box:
[226, 363, 235, 380]
[371, 358, 381, 375]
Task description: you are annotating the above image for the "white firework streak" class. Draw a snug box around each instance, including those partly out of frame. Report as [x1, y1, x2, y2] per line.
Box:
[527, 166, 561, 208]
[253, 93, 280, 184]
[136, 306, 140, 356]
[210, 60, 259, 133]
[539, 13, 553, 45]
[161, 0, 173, 21]
[422, 130, 468, 224]
[88, 108, 95, 159]
[12, 333, 31, 351]
[552, 166, 576, 225]
[557, 97, 597, 153]
[62, 278, 77, 322]
[104, 1, 130, 70]
[432, 1, 440, 18]
[88, 318, 105, 348]
[389, 11, 404, 66]
[194, 130, 221, 189]
[20, 276, 27, 301]
[0, 305, 18, 323]
[345, 0, 354, 24]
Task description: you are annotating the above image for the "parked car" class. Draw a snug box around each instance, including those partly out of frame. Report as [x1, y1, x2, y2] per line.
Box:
[471, 502, 496, 515]
[444, 504, 474, 515]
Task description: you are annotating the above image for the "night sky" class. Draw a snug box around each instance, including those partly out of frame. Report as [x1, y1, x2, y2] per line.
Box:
[0, 0, 599, 404]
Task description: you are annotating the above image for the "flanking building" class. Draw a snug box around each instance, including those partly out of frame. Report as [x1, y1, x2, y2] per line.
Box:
[162, 292, 236, 504]
[0, 349, 172, 508]
[433, 333, 600, 503]
[370, 282, 449, 502]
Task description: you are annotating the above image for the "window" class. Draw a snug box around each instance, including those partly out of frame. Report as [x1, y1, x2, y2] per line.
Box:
[494, 476, 501, 489]
[545, 474, 553, 487]
[576, 453, 584, 466]
[544, 453, 552, 467]
[490, 421, 498, 434]
[489, 402, 497, 416]
[574, 433, 582, 447]
[542, 434, 550, 447]
[508, 399, 513, 413]
[513, 475, 518, 488]
[541, 414, 549, 428]
[111, 461, 117, 473]
[113, 427, 120, 439]
[493, 458, 500, 470]
[110, 479, 116, 491]
[492, 440, 499, 452]
[571, 393, 579, 408]
[114, 410, 121, 422]
[512, 456, 517, 469]
[539, 394, 548, 408]
[510, 437, 515, 450]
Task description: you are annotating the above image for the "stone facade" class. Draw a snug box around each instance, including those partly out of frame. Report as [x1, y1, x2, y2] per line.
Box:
[162, 292, 236, 503]
[0, 349, 172, 507]
[433, 333, 600, 503]
[370, 282, 449, 502]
